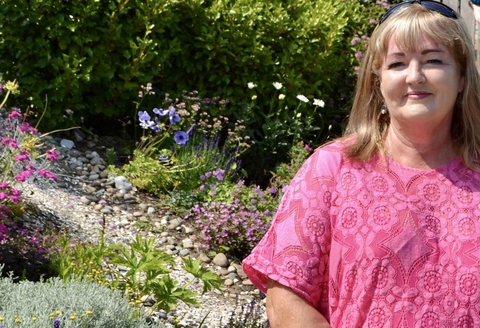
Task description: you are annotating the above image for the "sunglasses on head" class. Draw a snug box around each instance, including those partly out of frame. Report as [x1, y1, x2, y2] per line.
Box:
[379, 0, 458, 24]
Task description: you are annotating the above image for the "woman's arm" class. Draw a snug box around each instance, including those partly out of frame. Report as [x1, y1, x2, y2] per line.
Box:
[266, 279, 331, 328]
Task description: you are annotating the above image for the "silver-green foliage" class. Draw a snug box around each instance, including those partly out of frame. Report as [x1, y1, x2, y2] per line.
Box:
[0, 269, 160, 328]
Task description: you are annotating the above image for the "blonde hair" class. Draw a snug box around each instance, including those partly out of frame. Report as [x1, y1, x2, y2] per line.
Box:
[342, 3, 480, 169]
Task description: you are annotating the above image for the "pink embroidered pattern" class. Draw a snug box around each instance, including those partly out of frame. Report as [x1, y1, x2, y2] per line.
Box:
[243, 142, 480, 327]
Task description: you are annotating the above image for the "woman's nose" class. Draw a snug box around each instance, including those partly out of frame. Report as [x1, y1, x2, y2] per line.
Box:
[406, 62, 426, 85]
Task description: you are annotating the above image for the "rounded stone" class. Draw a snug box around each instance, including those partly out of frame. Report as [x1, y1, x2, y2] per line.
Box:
[212, 253, 229, 267]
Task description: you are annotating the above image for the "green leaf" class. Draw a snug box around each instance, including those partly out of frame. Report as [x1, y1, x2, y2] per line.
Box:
[182, 258, 223, 294]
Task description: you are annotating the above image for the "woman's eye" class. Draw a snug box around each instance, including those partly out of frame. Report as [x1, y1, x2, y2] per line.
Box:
[427, 59, 443, 64]
[387, 62, 403, 69]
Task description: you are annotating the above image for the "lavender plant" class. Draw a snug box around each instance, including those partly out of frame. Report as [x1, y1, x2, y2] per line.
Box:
[0, 266, 158, 327]
[223, 297, 269, 328]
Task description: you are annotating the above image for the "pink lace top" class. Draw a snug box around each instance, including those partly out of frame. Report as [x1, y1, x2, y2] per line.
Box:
[243, 141, 480, 327]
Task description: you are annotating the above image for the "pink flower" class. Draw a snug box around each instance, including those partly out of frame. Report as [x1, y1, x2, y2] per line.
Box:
[15, 169, 33, 182]
[7, 111, 22, 119]
[10, 188, 21, 197]
[0, 192, 8, 200]
[305, 144, 312, 152]
[1, 138, 18, 149]
[18, 122, 37, 134]
[8, 195, 20, 203]
[0, 182, 9, 189]
[44, 171, 57, 180]
[46, 149, 59, 161]
[14, 154, 29, 162]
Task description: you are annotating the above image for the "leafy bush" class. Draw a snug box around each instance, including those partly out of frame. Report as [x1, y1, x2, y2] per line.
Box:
[0, 0, 380, 129]
[51, 233, 223, 313]
[0, 267, 157, 327]
[269, 141, 313, 196]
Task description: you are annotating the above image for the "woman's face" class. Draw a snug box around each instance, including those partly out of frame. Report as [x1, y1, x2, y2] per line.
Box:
[379, 33, 464, 129]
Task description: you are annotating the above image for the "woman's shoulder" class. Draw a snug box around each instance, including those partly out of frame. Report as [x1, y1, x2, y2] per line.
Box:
[304, 140, 352, 174]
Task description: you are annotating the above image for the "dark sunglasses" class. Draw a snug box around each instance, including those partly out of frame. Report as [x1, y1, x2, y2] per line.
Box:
[379, 0, 458, 24]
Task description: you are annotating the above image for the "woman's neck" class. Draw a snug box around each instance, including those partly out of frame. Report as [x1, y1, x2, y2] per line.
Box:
[384, 126, 457, 170]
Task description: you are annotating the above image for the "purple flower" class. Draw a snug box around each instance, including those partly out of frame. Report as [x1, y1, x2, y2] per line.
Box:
[351, 37, 360, 46]
[355, 51, 364, 59]
[168, 107, 181, 124]
[159, 155, 169, 161]
[0, 192, 8, 200]
[138, 110, 151, 121]
[53, 317, 61, 328]
[268, 187, 278, 195]
[174, 131, 189, 145]
[138, 111, 154, 129]
[0, 224, 8, 234]
[153, 107, 168, 116]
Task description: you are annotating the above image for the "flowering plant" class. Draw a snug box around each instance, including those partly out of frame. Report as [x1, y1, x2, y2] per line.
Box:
[115, 87, 249, 194]
[0, 81, 61, 281]
[0, 82, 58, 221]
[185, 167, 278, 258]
[136, 106, 190, 158]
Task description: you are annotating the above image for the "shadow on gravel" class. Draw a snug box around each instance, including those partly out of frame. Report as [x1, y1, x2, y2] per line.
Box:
[0, 243, 55, 282]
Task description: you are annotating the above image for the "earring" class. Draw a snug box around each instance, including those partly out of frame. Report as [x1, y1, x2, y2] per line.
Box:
[381, 106, 387, 115]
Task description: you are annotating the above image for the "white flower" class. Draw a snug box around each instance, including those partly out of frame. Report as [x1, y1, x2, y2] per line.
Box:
[247, 82, 257, 89]
[296, 95, 309, 103]
[251, 95, 257, 100]
[272, 82, 283, 90]
[313, 99, 325, 107]
[278, 94, 285, 100]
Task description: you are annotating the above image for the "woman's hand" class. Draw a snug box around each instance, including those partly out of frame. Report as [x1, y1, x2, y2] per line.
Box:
[266, 279, 331, 328]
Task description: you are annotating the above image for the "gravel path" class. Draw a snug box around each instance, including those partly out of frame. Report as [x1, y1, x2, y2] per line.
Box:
[13, 132, 267, 328]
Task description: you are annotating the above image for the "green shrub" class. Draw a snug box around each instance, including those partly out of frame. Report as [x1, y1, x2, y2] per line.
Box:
[51, 233, 223, 314]
[0, 0, 386, 182]
[0, 0, 176, 128]
[0, 268, 158, 327]
[0, 0, 380, 127]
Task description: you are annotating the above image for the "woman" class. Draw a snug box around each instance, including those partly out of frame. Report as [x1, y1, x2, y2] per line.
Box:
[243, 1, 480, 327]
